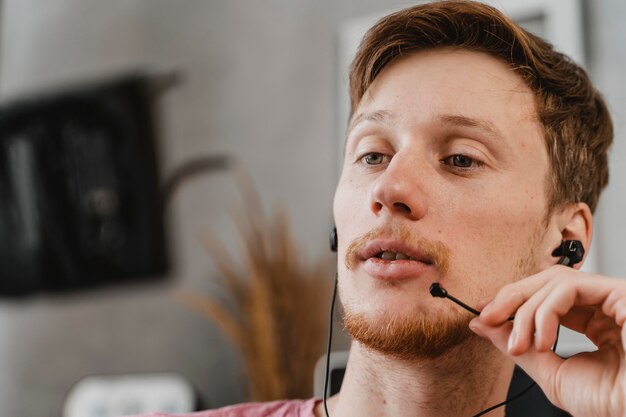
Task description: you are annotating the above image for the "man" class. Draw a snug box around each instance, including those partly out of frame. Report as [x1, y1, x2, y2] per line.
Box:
[130, 1, 624, 416]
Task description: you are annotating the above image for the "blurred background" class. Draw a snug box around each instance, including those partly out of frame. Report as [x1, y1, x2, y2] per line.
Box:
[0, 0, 625, 416]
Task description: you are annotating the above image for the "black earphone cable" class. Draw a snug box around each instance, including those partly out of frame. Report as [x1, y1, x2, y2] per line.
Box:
[323, 274, 338, 417]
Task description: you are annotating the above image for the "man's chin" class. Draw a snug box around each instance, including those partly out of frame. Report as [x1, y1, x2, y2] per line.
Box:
[343, 310, 476, 361]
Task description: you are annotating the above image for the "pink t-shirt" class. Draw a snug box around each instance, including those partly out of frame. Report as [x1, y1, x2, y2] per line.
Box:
[125, 398, 320, 417]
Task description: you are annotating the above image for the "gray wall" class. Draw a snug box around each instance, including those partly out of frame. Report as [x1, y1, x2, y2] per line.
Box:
[0, 1, 624, 416]
[589, 1, 626, 276]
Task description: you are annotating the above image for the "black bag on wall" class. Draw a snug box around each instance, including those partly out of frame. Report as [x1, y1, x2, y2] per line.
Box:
[0, 74, 168, 296]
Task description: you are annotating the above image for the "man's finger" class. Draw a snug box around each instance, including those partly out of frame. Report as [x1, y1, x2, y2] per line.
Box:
[479, 273, 553, 326]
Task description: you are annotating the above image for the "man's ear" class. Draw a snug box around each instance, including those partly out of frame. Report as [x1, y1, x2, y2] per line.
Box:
[549, 202, 593, 270]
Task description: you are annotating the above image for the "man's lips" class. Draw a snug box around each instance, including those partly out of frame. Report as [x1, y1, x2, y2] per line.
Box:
[344, 224, 451, 276]
[358, 238, 435, 263]
[362, 257, 434, 281]
[358, 239, 435, 280]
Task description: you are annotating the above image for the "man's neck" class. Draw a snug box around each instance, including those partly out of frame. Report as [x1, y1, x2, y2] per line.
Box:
[317, 338, 514, 417]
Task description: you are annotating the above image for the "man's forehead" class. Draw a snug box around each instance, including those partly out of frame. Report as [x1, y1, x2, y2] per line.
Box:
[348, 49, 540, 130]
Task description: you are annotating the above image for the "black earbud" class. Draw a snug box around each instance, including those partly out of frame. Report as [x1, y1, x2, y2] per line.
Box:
[552, 240, 584, 267]
[330, 227, 338, 252]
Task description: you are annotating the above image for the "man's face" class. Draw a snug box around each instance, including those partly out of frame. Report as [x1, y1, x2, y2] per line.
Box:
[333, 49, 552, 358]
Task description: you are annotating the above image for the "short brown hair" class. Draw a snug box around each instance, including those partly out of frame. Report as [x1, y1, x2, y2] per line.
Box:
[349, 0, 612, 213]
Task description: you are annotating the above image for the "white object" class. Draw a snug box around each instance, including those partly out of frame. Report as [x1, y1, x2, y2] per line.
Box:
[62, 372, 196, 417]
[313, 350, 350, 398]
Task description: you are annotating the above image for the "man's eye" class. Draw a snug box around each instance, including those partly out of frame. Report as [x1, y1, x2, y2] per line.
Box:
[443, 154, 479, 168]
[362, 153, 385, 165]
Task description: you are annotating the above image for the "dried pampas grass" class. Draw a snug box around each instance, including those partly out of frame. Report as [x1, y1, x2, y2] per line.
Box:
[177, 171, 332, 401]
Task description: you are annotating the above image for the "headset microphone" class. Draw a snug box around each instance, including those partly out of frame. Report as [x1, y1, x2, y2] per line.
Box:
[429, 283, 485, 317]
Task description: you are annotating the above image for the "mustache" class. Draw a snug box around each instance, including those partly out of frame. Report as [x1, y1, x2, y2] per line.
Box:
[344, 224, 450, 274]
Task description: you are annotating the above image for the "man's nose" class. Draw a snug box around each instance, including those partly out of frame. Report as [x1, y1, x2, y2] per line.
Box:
[369, 154, 427, 221]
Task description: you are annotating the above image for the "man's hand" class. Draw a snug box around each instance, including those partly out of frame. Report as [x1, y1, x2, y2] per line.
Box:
[469, 265, 626, 417]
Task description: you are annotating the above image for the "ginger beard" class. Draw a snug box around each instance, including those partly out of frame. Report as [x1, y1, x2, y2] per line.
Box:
[340, 223, 543, 361]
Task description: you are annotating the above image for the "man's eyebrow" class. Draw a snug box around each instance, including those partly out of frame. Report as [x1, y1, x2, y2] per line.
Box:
[437, 114, 506, 141]
[348, 110, 393, 132]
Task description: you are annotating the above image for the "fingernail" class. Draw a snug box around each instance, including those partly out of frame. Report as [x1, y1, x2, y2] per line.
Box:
[469, 319, 484, 336]
[480, 301, 494, 316]
[508, 328, 518, 352]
